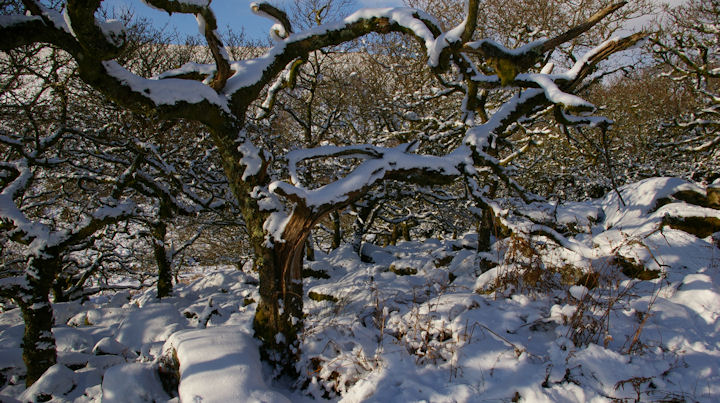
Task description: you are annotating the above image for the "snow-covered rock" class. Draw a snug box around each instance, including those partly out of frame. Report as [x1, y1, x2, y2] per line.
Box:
[101, 363, 171, 403]
[161, 326, 290, 403]
[18, 364, 76, 402]
[115, 302, 188, 352]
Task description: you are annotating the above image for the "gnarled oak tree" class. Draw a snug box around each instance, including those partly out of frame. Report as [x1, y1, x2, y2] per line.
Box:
[1, 0, 643, 381]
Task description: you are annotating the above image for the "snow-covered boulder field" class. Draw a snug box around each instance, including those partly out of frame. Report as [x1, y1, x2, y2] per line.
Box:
[1, 177, 719, 402]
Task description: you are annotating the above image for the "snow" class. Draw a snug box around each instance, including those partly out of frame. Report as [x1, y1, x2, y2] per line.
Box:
[101, 61, 231, 112]
[0, 162, 55, 245]
[238, 138, 264, 180]
[271, 144, 470, 210]
[28, 2, 74, 35]
[224, 7, 440, 96]
[464, 89, 544, 148]
[157, 61, 217, 80]
[115, 302, 188, 352]
[263, 210, 291, 245]
[140, 0, 210, 11]
[18, 364, 76, 402]
[1, 179, 719, 402]
[163, 326, 291, 402]
[528, 73, 594, 110]
[92, 200, 136, 220]
[96, 19, 125, 47]
[251, 2, 289, 41]
[0, 15, 41, 28]
[101, 363, 171, 403]
[92, 337, 137, 359]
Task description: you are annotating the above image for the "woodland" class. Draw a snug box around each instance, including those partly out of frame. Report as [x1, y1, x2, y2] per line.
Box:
[1, 0, 719, 401]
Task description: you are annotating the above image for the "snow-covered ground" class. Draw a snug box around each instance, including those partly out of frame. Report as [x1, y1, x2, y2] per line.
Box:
[1, 177, 719, 402]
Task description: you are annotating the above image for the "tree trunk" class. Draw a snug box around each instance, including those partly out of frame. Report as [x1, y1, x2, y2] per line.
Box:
[51, 275, 70, 303]
[389, 224, 400, 246]
[331, 210, 342, 250]
[477, 206, 494, 252]
[151, 220, 173, 299]
[252, 210, 312, 375]
[477, 179, 499, 253]
[18, 255, 59, 386]
[351, 199, 379, 256]
[401, 222, 411, 242]
[305, 235, 315, 261]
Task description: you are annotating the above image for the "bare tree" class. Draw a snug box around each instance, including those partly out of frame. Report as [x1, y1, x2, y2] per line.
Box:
[653, 0, 720, 178]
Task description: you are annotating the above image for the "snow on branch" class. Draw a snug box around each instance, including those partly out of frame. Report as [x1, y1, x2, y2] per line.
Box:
[251, 2, 293, 41]
[64, 0, 126, 57]
[270, 144, 471, 214]
[137, 0, 232, 90]
[464, 33, 644, 131]
[461, 1, 630, 79]
[0, 161, 54, 245]
[0, 3, 79, 52]
[257, 58, 305, 120]
[223, 6, 443, 107]
[101, 61, 230, 112]
[285, 144, 384, 186]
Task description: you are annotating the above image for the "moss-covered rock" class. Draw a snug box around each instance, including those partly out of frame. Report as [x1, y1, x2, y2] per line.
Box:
[708, 184, 720, 209]
[302, 268, 330, 279]
[663, 215, 720, 238]
[158, 348, 180, 398]
[389, 264, 417, 276]
[433, 255, 454, 267]
[308, 291, 338, 303]
[614, 255, 660, 280]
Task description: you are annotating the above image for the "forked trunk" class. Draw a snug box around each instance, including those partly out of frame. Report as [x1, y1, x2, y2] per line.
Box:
[252, 209, 314, 374]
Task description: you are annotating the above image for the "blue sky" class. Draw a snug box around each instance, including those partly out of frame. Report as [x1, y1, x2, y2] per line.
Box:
[104, 0, 273, 40]
[102, 0, 666, 43]
[104, 0, 404, 41]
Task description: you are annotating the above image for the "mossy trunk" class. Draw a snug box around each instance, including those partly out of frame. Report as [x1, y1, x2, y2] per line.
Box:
[389, 224, 400, 246]
[51, 275, 70, 303]
[18, 255, 59, 386]
[401, 222, 411, 242]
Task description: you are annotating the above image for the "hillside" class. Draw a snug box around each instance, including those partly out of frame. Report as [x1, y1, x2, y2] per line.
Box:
[1, 177, 718, 402]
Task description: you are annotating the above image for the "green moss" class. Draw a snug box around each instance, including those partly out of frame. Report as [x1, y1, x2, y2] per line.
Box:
[434, 255, 453, 267]
[158, 349, 180, 398]
[302, 268, 330, 279]
[308, 291, 338, 303]
[389, 264, 417, 276]
[615, 256, 661, 280]
[663, 215, 720, 238]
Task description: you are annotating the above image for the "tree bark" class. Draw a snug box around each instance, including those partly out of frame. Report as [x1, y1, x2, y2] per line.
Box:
[252, 210, 313, 374]
[331, 210, 342, 250]
[17, 254, 59, 386]
[477, 206, 494, 252]
[305, 236, 315, 261]
[152, 219, 173, 299]
[351, 200, 379, 256]
[401, 222, 411, 242]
